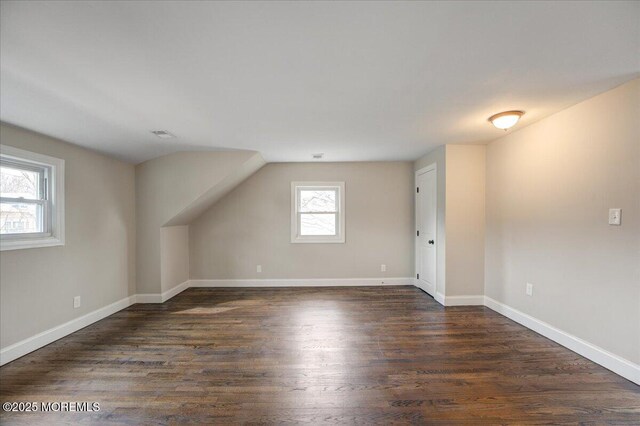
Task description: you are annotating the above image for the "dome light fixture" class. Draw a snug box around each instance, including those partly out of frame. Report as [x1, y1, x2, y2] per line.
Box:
[488, 110, 524, 130]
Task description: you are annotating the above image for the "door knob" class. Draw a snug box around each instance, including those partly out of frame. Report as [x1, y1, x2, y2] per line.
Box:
[428, 240, 434, 245]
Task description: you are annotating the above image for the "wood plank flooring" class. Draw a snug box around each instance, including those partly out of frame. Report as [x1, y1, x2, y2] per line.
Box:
[1, 286, 638, 424]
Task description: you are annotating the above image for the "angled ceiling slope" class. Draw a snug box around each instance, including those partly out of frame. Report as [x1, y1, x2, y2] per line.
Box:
[136, 150, 265, 295]
[1, 1, 639, 163]
[165, 153, 266, 226]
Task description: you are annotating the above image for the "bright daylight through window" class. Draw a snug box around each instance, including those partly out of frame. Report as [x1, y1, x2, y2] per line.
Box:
[291, 182, 345, 243]
[0, 145, 65, 251]
[1, 163, 45, 234]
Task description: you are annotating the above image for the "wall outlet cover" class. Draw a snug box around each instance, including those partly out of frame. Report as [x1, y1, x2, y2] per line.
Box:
[608, 208, 621, 225]
[73, 296, 81, 308]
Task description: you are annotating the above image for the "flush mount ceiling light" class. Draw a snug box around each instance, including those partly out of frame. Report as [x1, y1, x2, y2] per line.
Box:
[151, 130, 176, 139]
[312, 153, 324, 159]
[488, 110, 525, 130]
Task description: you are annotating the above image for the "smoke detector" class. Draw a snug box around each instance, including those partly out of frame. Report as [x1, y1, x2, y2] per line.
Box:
[151, 130, 176, 139]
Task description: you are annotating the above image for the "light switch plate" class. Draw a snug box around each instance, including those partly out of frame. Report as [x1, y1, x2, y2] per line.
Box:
[608, 208, 621, 225]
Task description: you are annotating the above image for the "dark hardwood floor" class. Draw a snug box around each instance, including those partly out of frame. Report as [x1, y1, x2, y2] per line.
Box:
[1, 286, 638, 424]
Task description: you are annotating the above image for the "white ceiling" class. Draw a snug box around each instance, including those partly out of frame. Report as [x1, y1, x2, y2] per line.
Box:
[1, 1, 639, 164]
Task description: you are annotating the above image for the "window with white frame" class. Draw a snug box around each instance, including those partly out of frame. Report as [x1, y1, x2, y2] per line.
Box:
[291, 182, 345, 243]
[0, 145, 65, 251]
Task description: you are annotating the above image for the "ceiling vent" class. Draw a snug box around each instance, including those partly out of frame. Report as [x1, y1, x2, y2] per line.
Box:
[151, 130, 176, 139]
[312, 153, 324, 159]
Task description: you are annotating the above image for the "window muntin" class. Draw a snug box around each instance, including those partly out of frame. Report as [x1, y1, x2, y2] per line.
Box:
[0, 145, 65, 251]
[291, 182, 345, 243]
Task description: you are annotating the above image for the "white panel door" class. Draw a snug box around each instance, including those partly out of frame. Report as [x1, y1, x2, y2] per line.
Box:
[416, 168, 436, 296]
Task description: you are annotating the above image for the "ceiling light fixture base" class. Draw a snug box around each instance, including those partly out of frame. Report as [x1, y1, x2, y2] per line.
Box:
[488, 110, 525, 130]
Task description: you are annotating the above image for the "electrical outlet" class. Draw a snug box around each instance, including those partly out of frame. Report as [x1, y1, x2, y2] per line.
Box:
[73, 296, 81, 308]
[256, 265, 262, 273]
[526, 283, 533, 296]
[381, 264, 386, 272]
[608, 208, 621, 225]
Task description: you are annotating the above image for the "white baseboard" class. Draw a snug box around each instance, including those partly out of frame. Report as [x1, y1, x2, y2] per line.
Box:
[444, 295, 485, 306]
[134, 293, 163, 303]
[0, 295, 135, 366]
[161, 280, 190, 301]
[0, 280, 192, 366]
[484, 296, 640, 385]
[0, 278, 409, 365]
[134, 280, 190, 304]
[189, 277, 414, 287]
[4, 283, 637, 386]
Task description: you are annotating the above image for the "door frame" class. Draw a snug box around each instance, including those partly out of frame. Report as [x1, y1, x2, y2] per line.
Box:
[415, 163, 437, 296]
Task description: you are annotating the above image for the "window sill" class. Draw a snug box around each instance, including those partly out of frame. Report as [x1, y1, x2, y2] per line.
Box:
[0, 236, 65, 251]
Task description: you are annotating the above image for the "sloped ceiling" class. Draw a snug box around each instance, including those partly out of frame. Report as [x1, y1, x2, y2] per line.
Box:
[1, 1, 638, 163]
[135, 150, 265, 294]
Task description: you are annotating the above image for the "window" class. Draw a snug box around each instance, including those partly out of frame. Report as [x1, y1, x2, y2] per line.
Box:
[291, 182, 345, 243]
[0, 145, 65, 251]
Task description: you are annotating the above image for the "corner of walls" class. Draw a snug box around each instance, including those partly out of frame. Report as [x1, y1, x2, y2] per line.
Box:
[160, 225, 190, 294]
[135, 150, 266, 298]
[413, 81, 640, 384]
[444, 144, 486, 298]
[414, 144, 487, 302]
[414, 146, 447, 297]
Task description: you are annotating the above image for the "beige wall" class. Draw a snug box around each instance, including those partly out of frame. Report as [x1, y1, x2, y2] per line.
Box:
[0, 123, 136, 348]
[190, 162, 414, 279]
[414, 147, 447, 296]
[445, 145, 486, 296]
[135, 151, 264, 294]
[485, 79, 640, 363]
[414, 144, 486, 298]
[160, 226, 189, 293]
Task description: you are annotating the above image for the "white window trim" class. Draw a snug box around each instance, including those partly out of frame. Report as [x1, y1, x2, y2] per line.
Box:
[0, 145, 65, 251]
[291, 181, 345, 244]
